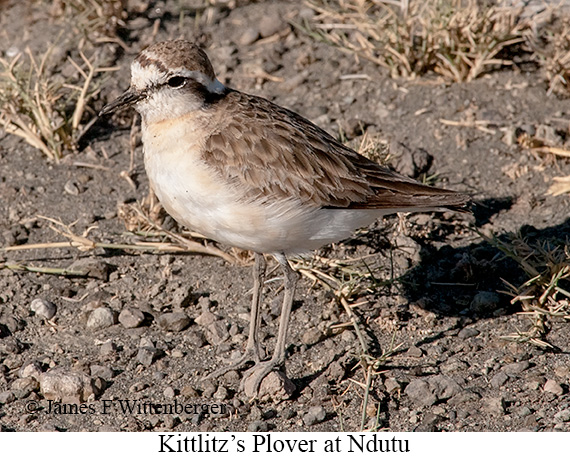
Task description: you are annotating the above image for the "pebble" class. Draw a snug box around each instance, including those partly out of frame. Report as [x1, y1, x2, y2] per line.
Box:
[470, 291, 500, 314]
[30, 298, 57, 320]
[248, 420, 269, 432]
[239, 28, 259, 46]
[20, 361, 42, 380]
[90, 365, 113, 380]
[86, 307, 115, 330]
[554, 409, 570, 423]
[303, 405, 326, 426]
[67, 258, 111, 281]
[11, 377, 39, 398]
[118, 307, 145, 328]
[458, 327, 480, 339]
[0, 391, 16, 404]
[213, 386, 228, 401]
[482, 396, 505, 415]
[64, 179, 81, 195]
[384, 377, 401, 393]
[204, 321, 230, 345]
[259, 14, 285, 38]
[543, 379, 564, 395]
[405, 380, 436, 406]
[517, 406, 532, 418]
[405, 375, 463, 407]
[490, 372, 509, 388]
[40, 369, 99, 403]
[137, 346, 158, 366]
[164, 386, 176, 399]
[157, 312, 191, 332]
[195, 310, 218, 327]
[503, 360, 530, 376]
[447, 390, 481, 405]
[406, 345, 423, 358]
[100, 341, 116, 356]
[301, 328, 322, 345]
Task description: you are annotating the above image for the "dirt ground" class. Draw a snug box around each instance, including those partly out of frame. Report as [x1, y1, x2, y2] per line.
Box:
[1, 0, 570, 432]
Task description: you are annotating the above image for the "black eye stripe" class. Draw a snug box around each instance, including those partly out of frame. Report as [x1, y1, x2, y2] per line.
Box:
[167, 76, 187, 88]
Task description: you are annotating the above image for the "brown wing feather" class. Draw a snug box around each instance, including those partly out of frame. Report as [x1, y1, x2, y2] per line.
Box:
[204, 90, 469, 211]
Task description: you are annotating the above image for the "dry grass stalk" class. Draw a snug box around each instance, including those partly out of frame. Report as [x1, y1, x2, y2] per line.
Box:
[484, 231, 570, 345]
[0, 46, 116, 161]
[1, 215, 237, 267]
[296, 0, 534, 82]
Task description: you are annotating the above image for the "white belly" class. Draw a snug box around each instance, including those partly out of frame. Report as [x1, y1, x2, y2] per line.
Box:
[142, 116, 389, 254]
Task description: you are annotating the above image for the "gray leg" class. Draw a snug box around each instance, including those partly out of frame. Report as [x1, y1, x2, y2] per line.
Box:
[204, 252, 266, 379]
[241, 253, 298, 396]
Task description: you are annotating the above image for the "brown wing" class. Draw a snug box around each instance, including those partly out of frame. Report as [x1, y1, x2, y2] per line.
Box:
[204, 90, 469, 211]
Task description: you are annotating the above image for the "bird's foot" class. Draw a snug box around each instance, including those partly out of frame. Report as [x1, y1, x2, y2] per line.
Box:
[240, 358, 283, 398]
[203, 345, 263, 380]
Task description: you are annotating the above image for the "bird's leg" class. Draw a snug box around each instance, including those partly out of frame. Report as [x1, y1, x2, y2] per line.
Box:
[203, 252, 267, 380]
[241, 253, 298, 396]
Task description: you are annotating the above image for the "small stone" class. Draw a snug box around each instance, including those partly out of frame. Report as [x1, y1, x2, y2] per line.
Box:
[239, 28, 259, 45]
[303, 405, 326, 426]
[490, 372, 509, 388]
[137, 346, 158, 366]
[100, 341, 116, 356]
[458, 327, 480, 339]
[180, 385, 198, 398]
[244, 370, 296, 400]
[213, 386, 228, 401]
[554, 409, 570, 423]
[301, 328, 322, 345]
[118, 307, 145, 328]
[0, 391, 16, 404]
[248, 420, 269, 432]
[129, 381, 148, 393]
[164, 386, 176, 399]
[185, 330, 206, 348]
[201, 380, 217, 398]
[429, 375, 463, 401]
[90, 365, 113, 380]
[64, 179, 81, 195]
[259, 14, 285, 38]
[536, 124, 562, 145]
[482, 396, 505, 415]
[195, 310, 218, 327]
[406, 345, 423, 358]
[11, 378, 39, 398]
[30, 298, 57, 320]
[40, 369, 100, 403]
[517, 406, 532, 418]
[204, 321, 229, 345]
[20, 362, 42, 380]
[470, 291, 500, 314]
[384, 378, 401, 393]
[157, 312, 191, 332]
[543, 379, 564, 396]
[405, 379, 436, 406]
[503, 360, 530, 376]
[86, 307, 115, 330]
[447, 390, 481, 405]
[67, 258, 111, 281]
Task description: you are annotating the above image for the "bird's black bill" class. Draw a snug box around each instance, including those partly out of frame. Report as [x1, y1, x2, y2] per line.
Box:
[99, 89, 142, 116]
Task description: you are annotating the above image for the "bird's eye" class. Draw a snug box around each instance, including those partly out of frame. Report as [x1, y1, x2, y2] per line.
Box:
[167, 76, 186, 88]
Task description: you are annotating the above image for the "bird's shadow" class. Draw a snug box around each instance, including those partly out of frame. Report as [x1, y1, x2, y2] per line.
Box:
[326, 197, 570, 363]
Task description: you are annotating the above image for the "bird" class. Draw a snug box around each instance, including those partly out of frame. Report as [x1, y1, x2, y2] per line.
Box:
[100, 40, 469, 397]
